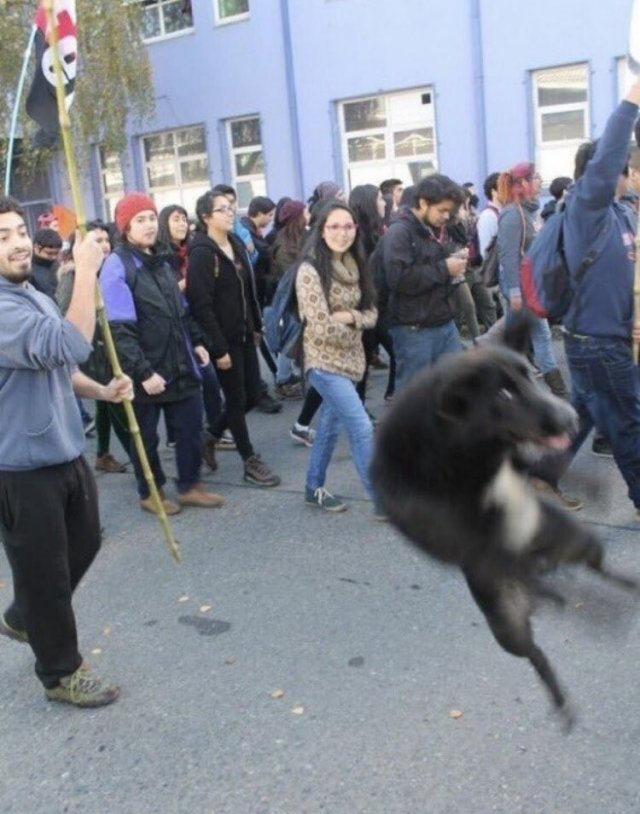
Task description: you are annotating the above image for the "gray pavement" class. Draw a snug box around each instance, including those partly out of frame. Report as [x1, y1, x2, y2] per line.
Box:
[2, 349, 640, 814]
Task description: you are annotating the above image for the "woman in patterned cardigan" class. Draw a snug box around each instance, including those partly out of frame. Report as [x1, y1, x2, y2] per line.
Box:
[295, 200, 381, 515]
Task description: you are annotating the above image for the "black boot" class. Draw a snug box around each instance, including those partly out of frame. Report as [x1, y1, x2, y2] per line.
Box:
[543, 368, 568, 399]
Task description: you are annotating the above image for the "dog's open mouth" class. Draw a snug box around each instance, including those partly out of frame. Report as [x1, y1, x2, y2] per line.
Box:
[539, 433, 572, 452]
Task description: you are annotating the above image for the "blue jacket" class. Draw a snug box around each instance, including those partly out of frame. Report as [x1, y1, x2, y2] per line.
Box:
[0, 277, 90, 470]
[563, 99, 638, 338]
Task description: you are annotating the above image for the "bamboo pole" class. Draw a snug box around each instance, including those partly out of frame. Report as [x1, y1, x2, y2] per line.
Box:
[44, 0, 180, 562]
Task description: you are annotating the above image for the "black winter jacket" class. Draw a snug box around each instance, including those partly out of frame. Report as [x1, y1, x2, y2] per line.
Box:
[382, 208, 456, 328]
[100, 246, 205, 404]
[186, 232, 262, 359]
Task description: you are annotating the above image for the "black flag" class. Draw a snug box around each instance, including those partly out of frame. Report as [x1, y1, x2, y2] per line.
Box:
[25, 1, 77, 145]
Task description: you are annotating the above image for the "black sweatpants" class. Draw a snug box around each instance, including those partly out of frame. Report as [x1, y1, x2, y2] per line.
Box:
[211, 341, 262, 461]
[0, 457, 101, 688]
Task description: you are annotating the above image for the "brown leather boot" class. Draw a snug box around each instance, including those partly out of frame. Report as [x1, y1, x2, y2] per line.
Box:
[139, 489, 181, 516]
[543, 368, 569, 399]
[177, 484, 226, 508]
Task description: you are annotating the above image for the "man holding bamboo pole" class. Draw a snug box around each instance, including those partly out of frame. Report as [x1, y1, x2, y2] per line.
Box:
[0, 195, 133, 707]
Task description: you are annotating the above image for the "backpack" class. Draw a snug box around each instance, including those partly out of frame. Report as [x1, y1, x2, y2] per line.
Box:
[263, 264, 304, 360]
[520, 204, 608, 322]
[479, 235, 499, 287]
[80, 249, 142, 384]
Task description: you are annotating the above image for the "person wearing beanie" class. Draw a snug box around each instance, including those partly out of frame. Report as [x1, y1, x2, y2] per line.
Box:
[100, 192, 226, 514]
[307, 181, 345, 227]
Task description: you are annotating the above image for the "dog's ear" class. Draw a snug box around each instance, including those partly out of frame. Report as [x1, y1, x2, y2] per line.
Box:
[436, 376, 479, 422]
[503, 311, 534, 356]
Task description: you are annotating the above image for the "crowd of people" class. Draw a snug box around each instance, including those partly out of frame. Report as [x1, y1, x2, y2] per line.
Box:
[3, 76, 640, 709]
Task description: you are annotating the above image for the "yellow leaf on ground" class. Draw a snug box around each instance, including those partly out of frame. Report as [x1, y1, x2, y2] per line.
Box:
[178, 595, 189, 603]
[270, 689, 285, 699]
[291, 705, 305, 715]
[91, 648, 102, 656]
[200, 605, 212, 613]
[102, 626, 112, 635]
[449, 709, 463, 719]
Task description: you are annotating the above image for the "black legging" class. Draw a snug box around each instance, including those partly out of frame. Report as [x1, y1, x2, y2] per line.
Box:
[211, 340, 262, 461]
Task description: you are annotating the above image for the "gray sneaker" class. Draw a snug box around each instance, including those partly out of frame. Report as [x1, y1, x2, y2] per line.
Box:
[305, 486, 347, 512]
[45, 666, 120, 708]
[0, 613, 28, 644]
[244, 455, 281, 487]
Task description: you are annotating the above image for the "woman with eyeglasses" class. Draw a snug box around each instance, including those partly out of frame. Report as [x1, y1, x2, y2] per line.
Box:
[295, 200, 381, 515]
[186, 190, 280, 488]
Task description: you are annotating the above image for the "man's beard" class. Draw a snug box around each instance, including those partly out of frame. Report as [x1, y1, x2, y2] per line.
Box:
[0, 267, 32, 284]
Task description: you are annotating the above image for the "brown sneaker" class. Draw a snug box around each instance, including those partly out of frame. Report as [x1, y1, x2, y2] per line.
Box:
[95, 453, 127, 473]
[244, 455, 281, 487]
[530, 478, 583, 512]
[202, 438, 218, 472]
[275, 381, 304, 400]
[45, 666, 120, 708]
[177, 483, 226, 508]
[139, 489, 181, 516]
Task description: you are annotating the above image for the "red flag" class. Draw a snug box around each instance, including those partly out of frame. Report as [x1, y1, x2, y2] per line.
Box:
[25, 1, 77, 143]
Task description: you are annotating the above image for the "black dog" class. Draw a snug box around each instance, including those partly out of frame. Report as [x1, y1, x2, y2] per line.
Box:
[371, 341, 637, 725]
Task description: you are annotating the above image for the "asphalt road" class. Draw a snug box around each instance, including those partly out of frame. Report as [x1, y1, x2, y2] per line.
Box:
[2, 352, 640, 814]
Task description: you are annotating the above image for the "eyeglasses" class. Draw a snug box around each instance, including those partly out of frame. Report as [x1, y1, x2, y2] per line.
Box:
[212, 206, 235, 215]
[324, 223, 357, 234]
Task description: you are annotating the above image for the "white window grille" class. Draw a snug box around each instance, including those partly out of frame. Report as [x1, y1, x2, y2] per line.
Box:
[142, 125, 211, 214]
[337, 87, 438, 192]
[532, 63, 590, 186]
[226, 115, 266, 209]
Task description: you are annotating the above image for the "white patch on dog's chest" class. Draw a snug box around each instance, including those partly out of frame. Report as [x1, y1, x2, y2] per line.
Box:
[482, 460, 540, 551]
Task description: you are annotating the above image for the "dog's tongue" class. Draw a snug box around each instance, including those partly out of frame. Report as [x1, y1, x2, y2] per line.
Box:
[543, 433, 572, 451]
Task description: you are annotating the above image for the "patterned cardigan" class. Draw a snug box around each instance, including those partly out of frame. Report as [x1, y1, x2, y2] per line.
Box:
[295, 255, 378, 381]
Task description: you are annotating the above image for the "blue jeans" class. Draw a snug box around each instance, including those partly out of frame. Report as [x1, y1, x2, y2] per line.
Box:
[306, 368, 374, 499]
[502, 301, 558, 375]
[563, 334, 640, 508]
[131, 393, 204, 498]
[389, 319, 462, 392]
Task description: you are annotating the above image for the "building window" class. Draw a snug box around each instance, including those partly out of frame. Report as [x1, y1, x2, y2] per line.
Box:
[337, 88, 437, 191]
[139, 0, 194, 42]
[98, 147, 125, 221]
[532, 63, 589, 185]
[226, 115, 266, 209]
[142, 125, 211, 213]
[214, 0, 249, 25]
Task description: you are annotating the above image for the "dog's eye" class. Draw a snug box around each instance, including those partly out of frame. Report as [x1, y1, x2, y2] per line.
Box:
[498, 388, 514, 401]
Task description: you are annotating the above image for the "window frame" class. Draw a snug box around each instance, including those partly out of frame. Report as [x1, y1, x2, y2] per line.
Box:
[213, 0, 250, 26]
[97, 146, 125, 222]
[138, 0, 195, 44]
[336, 87, 438, 193]
[531, 62, 590, 186]
[141, 124, 212, 213]
[225, 114, 267, 210]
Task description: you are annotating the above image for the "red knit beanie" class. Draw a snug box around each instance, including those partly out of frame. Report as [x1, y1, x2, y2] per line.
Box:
[279, 199, 305, 225]
[114, 193, 157, 234]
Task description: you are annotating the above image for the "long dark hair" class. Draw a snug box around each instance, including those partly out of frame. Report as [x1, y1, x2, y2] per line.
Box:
[158, 204, 189, 247]
[348, 184, 383, 258]
[298, 200, 376, 311]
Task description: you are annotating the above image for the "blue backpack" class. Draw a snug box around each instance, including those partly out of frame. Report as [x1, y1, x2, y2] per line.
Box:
[521, 203, 608, 322]
[263, 264, 304, 360]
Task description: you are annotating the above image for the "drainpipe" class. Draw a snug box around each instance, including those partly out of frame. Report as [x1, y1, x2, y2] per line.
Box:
[280, 0, 305, 198]
[470, 0, 489, 190]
